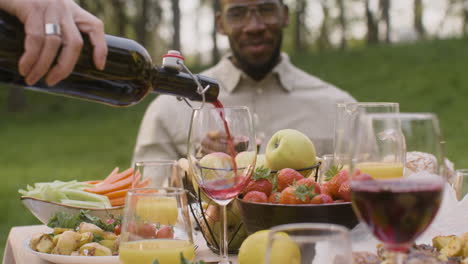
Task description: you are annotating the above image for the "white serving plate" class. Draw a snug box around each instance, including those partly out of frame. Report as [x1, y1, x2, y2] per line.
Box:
[25, 238, 120, 264]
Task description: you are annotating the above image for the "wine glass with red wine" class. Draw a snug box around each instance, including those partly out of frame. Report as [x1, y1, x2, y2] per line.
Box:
[187, 105, 256, 264]
[349, 112, 445, 263]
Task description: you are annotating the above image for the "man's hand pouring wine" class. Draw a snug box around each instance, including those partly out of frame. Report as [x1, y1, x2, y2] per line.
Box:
[0, 0, 107, 86]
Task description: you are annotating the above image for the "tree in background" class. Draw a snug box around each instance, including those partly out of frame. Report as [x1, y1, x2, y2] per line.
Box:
[337, 0, 347, 50]
[365, 0, 379, 44]
[211, 0, 221, 64]
[414, 0, 426, 39]
[380, 0, 391, 43]
[170, 0, 181, 51]
[463, 0, 468, 36]
[316, 0, 331, 51]
[294, 0, 307, 52]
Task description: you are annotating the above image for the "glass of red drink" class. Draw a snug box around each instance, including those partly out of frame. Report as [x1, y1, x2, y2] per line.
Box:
[349, 112, 445, 263]
[187, 105, 257, 264]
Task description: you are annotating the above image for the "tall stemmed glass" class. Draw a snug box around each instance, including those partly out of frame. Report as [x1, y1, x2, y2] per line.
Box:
[349, 112, 445, 263]
[187, 106, 257, 264]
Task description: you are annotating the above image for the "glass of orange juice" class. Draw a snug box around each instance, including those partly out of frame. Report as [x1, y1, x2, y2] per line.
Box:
[119, 187, 195, 264]
[132, 160, 184, 189]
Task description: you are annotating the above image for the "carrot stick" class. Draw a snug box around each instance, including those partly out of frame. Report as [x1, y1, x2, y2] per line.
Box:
[85, 176, 132, 194]
[104, 189, 128, 199]
[109, 196, 126, 207]
[103, 167, 118, 180]
[135, 178, 150, 188]
[85, 180, 102, 185]
[103, 168, 134, 185]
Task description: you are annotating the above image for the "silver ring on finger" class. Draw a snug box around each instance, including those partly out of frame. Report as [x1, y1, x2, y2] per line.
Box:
[45, 23, 61, 36]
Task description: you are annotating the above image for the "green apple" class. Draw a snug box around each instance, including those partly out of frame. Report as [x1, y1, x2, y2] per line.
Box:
[265, 129, 317, 174]
[238, 230, 300, 264]
[235, 151, 256, 169]
[199, 152, 233, 180]
[200, 200, 248, 251]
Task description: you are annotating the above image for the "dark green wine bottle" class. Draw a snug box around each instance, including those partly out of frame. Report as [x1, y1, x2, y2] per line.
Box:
[0, 11, 219, 106]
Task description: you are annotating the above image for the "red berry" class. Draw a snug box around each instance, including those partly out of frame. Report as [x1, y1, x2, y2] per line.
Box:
[353, 173, 373, 181]
[277, 168, 304, 192]
[137, 223, 156, 238]
[310, 194, 334, 204]
[279, 186, 312, 204]
[326, 170, 349, 198]
[113, 224, 121, 235]
[243, 191, 268, 203]
[155, 226, 174, 239]
[268, 192, 281, 204]
[337, 181, 351, 201]
[297, 178, 321, 194]
[243, 178, 273, 196]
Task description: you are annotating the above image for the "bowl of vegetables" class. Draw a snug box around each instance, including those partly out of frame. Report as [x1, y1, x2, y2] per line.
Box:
[19, 167, 135, 224]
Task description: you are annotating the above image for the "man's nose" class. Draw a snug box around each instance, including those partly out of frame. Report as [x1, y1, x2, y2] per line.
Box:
[243, 9, 266, 32]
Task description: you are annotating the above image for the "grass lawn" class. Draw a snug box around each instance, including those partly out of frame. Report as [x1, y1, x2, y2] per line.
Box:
[1, 37, 468, 257]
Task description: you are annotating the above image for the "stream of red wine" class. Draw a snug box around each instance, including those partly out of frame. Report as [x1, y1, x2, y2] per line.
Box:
[211, 99, 238, 176]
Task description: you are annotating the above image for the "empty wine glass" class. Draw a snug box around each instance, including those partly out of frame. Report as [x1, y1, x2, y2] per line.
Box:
[119, 187, 194, 264]
[132, 160, 184, 189]
[187, 106, 257, 264]
[349, 112, 445, 263]
[264, 223, 352, 264]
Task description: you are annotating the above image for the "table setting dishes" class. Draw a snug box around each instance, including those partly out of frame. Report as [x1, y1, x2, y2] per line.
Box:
[18, 167, 137, 224]
[24, 238, 120, 264]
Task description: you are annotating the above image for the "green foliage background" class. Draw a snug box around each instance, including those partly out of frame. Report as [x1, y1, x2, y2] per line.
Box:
[1, 37, 468, 257]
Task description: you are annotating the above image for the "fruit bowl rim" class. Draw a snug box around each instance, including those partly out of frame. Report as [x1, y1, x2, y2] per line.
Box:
[236, 196, 351, 207]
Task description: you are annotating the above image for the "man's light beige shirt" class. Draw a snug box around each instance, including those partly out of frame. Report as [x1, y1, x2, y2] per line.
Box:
[132, 53, 356, 164]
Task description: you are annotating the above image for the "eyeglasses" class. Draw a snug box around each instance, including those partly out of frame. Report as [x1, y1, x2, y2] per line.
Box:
[223, 1, 282, 27]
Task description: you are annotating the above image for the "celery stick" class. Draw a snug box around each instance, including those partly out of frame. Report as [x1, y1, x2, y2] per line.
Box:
[61, 189, 110, 205]
[60, 199, 108, 208]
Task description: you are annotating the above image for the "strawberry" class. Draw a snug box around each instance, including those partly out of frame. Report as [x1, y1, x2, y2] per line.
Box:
[320, 182, 332, 196]
[268, 192, 281, 204]
[156, 226, 174, 239]
[243, 191, 268, 203]
[296, 178, 321, 194]
[277, 168, 304, 192]
[337, 181, 351, 201]
[326, 169, 349, 198]
[279, 185, 314, 204]
[353, 173, 373, 181]
[243, 178, 273, 196]
[310, 194, 334, 204]
[137, 223, 156, 239]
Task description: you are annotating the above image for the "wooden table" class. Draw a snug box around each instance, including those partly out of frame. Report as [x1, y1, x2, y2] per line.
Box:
[3, 225, 238, 264]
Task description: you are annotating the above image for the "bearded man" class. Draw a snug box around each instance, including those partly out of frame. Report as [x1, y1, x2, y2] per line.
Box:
[132, 0, 356, 164]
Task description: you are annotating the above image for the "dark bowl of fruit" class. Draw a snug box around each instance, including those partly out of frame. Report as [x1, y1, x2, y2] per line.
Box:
[236, 167, 359, 234]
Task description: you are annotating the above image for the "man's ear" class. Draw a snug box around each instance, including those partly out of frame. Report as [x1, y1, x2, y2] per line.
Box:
[216, 12, 227, 35]
[281, 4, 289, 27]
